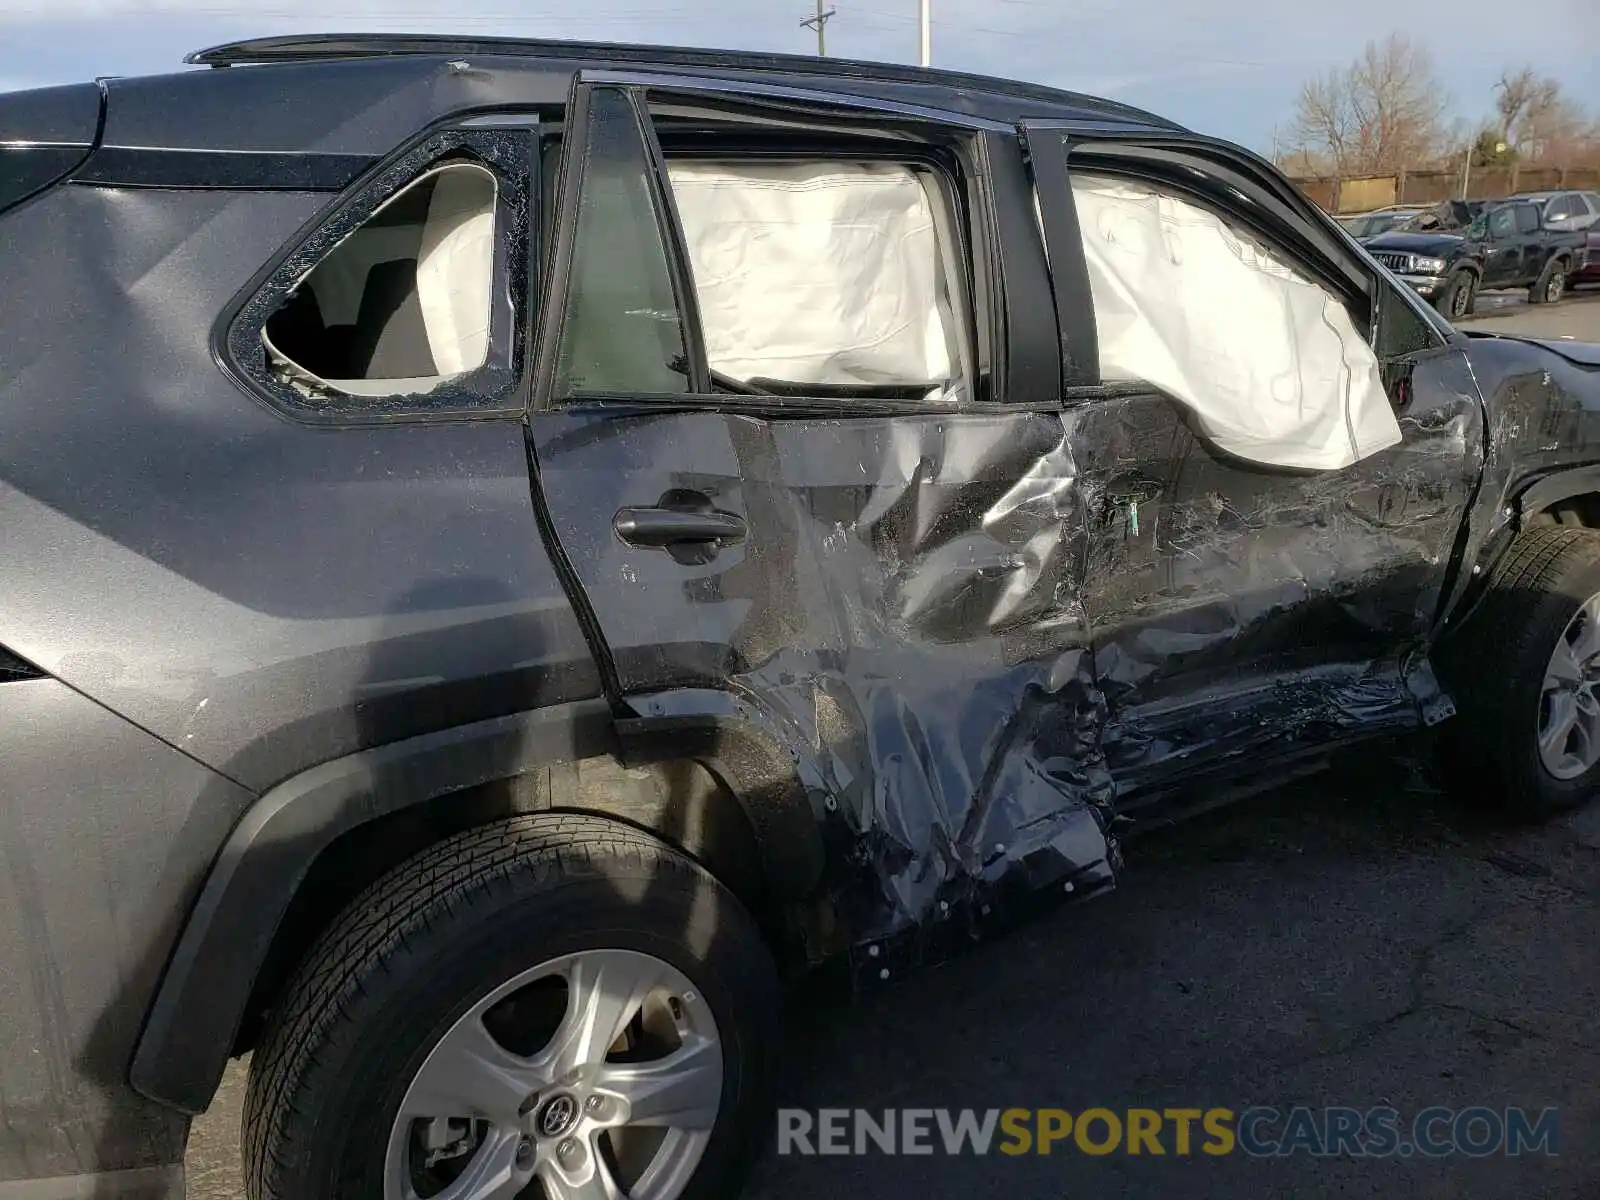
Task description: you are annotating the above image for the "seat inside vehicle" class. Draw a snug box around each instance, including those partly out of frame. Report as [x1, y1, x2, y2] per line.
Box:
[264, 161, 496, 397]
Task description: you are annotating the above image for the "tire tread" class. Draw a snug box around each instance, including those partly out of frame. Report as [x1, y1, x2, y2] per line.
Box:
[1443, 526, 1600, 813]
[240, 813, 717, 1198]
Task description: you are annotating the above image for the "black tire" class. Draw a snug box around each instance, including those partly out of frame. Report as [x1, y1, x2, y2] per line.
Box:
[242, 812, 781, 1200]
[1438, 527, 1600, 818]
[1528, 259, 1567, 305]
[1434, 270, 1477, 319]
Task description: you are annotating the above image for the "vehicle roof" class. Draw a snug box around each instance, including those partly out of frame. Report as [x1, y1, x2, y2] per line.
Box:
[183, 33, 1179, 125]
[76, 32, 1182, 158]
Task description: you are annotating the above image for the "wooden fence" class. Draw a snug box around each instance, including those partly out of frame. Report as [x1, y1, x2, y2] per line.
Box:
[1289, 165, 1600, 214]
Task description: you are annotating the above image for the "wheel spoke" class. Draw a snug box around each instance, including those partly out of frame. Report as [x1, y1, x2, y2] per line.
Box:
[421, 1130, 529, 1200]
[595, 1034, 722, 1130]
[1573, 692, 1600, 768]
[387, 949, 720, 1200]
[537, 952, 667, 1080]
[1540, 690, 1579, 760]
[1573, 598, 1600, 664]
[539, 1146, 628, 1200]
[1546, 639, 1584, 686]
[399, 1013, 542, 1125]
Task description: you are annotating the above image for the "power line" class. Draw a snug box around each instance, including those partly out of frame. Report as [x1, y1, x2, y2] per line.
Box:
[800, 1, 837, 56]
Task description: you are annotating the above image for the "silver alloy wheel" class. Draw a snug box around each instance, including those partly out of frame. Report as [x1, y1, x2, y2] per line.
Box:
[1547, 271, 1565, 303]
[1539, 591, 1600, 780]
[385, 949, 723, 1200]
[1450, 277, 1472, 318]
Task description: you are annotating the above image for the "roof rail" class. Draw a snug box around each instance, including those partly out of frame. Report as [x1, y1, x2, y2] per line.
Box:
[183, 32, 1174, 127]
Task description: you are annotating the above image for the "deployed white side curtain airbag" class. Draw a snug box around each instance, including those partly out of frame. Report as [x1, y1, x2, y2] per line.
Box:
[1072, 173, 1402, 471]
[416, 164, 496, 377]
[666, 160, 957, 390]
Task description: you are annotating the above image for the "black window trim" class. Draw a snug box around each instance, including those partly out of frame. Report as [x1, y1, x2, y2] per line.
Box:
[633, 91, 714, 396]
[576, 68, 1016, 135]
[531, 81, 690, 411]
[1022, 128, 1098, 389]
[214, 118, 537, 428]
[532, 72, 1062, 418]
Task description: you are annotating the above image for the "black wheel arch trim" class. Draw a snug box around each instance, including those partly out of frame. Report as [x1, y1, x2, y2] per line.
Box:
[131, 700, 617, 1114]
[614, 713, 828, 901]
[1514, 464, 1600, 523]
[1440, 464, 1600, 638]
[129, 698, 828, 1115]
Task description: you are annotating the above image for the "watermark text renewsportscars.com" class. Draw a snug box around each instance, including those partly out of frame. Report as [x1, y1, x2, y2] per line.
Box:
[777, 1106, 1559, 1158]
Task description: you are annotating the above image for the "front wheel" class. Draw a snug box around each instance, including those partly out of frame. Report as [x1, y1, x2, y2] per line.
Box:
[1529, 260, 1567, 305]
[1439, 527, 1600, 818]
[1434, 270, 1477, 320]
[242, 813, 781, 1200]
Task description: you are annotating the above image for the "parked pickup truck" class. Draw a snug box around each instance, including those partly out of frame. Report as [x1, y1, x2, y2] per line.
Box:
[5, 34, 1600, 1200]
[1365, 197, 1588, 318]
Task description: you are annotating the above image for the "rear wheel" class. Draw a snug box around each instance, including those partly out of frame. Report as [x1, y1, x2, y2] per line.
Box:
[242, 812, 781, 1200]
[1439, 527, 1600, 817]
[1434, 269, 1477, 319]
[1529, 259, 1567, 305]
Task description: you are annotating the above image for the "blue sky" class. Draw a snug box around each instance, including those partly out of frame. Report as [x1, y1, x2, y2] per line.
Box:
[1, 0, 1596, 154]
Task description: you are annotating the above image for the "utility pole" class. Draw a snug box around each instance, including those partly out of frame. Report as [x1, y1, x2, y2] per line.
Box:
[919, 0, 931, 66]
[801, 1, 836, 56]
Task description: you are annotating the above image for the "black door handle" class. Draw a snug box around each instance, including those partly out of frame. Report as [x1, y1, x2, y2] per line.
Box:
[614, 488, 747, 560]
[614, 507, 747, 546]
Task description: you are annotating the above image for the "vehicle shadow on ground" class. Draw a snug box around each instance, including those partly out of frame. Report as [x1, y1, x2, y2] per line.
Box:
[744, 742, 1600, 1200]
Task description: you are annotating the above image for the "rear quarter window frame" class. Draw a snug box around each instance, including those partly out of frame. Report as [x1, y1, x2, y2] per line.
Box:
[214, 121, 536, 427]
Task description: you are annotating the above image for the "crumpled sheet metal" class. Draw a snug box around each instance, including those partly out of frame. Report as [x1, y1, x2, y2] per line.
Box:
[541, 407, 1120, 960]
[538, 343, 1498, 969]
[1061, 348, 1483, 797]
[1454, 334, 1600, 601]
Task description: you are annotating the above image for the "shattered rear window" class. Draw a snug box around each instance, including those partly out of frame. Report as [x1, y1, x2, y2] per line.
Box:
[263, 162, 497, 399]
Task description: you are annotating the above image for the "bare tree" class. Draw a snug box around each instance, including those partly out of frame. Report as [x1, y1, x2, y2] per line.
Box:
[1495, 67, 1594, 162]
[1289, 34, 1449, 174]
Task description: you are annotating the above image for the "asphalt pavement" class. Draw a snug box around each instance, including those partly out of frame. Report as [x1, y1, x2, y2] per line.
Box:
[1459, 283, 1600, 338]
[184, 292, 1600, 1200]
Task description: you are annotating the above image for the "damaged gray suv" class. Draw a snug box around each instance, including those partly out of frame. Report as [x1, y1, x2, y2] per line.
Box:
[3, 33, 1600, 1200]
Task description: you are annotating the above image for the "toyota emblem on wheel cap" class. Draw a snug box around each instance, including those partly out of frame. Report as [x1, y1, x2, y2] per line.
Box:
[537, 1093, 580, 1138]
